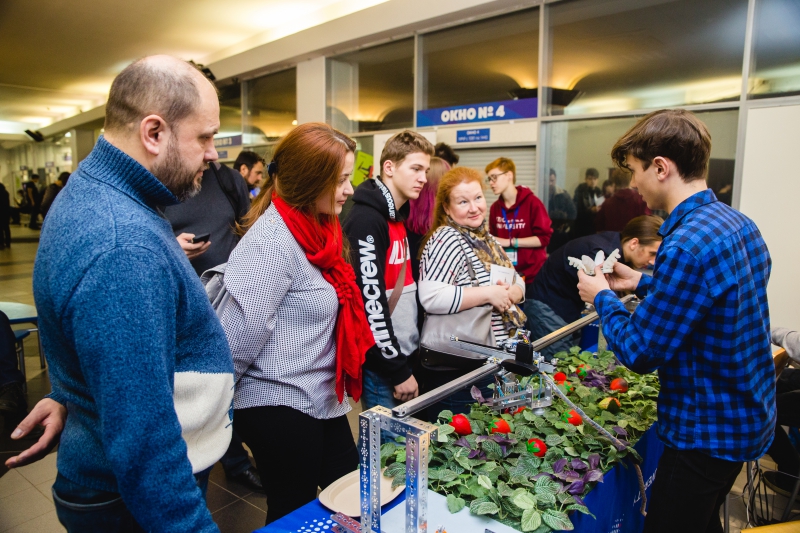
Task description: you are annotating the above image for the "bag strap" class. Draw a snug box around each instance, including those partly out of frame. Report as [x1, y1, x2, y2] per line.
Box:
[455, 235, 480, 287]
[387, 239, 408, 316]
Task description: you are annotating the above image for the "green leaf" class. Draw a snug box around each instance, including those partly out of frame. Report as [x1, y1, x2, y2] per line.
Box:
[521, 508, 543, 532]
[564, 446, 579, 457]
[446, 494, 466, 514]
[380, 442, 397, 459]
[534, 476, 560, 496]
[481, 440, 504, 460]
[537, 490, 556, 505]
[478, 475, 493, 490]
[545, 434, 564, 447]
[497, 481, 515, 497]
[437, 424, 455, 442]
[438, 410, 454, 421]
[542, 509, 574, 530]
[470, 500, 500, 516]
[395, 448, 406, 463]
[512, 491, 537, 510]
[523, 409, 538, 422]
[384, 462, 405, 478]
[391, 473, 405, 489]
[566, 503, 596, 518]
[516, 425, 534, 440]
[437, 469, 459, 482]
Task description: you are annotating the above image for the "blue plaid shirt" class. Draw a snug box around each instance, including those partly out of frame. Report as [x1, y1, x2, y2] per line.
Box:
[595, 189, 776, 461]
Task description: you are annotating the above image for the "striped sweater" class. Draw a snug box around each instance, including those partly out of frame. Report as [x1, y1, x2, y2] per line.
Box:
[418, 225, 525, 343]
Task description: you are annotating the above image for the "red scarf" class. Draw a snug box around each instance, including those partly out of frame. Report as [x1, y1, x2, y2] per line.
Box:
[272, 194, 374, 402]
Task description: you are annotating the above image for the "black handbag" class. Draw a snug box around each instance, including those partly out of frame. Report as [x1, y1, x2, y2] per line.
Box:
[419, 237, 495, 370]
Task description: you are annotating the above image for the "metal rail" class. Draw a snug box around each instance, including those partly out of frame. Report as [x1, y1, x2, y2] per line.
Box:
[393, 294, 635, 419]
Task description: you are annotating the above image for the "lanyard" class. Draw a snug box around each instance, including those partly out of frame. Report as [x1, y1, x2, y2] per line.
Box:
[501, 206, 521, 238]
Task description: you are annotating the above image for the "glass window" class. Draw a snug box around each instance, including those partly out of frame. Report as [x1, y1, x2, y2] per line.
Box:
[420, 8, 539, 111]
[750, 0, 800, 98]
[327, 39, 414, 134]
[243, 68, 296, 145]
[217, 81, 242, 137]
[545, 0, 748, 116]
[541, 110, 740, 218]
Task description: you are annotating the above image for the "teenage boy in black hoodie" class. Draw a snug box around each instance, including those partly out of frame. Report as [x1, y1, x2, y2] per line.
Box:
[344, 131, 434, 410]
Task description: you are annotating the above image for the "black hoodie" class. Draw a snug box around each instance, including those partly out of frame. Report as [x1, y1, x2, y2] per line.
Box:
[343, 178, 418, 386]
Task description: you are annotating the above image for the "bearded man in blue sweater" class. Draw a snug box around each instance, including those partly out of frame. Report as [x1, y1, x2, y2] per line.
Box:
[6, 56, 234, 532]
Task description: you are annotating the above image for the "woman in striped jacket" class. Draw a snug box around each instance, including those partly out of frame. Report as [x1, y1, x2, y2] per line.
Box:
[418, 166, 526, 418]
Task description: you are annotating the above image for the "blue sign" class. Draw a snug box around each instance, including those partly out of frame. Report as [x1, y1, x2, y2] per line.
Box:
[456, 128, 491, 143]
[417, 98, 537, 127]
[213, 134, 243, 148]
[217, 150, 228, 159]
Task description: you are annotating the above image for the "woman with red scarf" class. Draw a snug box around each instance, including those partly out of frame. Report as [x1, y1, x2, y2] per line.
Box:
[220, 123, 374, 525]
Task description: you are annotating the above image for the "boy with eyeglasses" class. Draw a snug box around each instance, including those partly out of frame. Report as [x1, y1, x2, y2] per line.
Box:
[485, 157, 552, 298]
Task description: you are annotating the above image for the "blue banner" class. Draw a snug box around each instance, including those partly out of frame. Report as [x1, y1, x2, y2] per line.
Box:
[456, 128, 491, 143]
[417, 98, 537, 127]
[213, 134, 243, 148]
[216, 150, 228, 159]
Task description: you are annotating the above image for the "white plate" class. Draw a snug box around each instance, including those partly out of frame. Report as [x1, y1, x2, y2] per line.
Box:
[318, 468, 404, 517]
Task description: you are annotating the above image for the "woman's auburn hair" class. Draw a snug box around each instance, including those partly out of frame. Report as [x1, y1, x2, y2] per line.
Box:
[237, 122, 356, 237]
[406, 156, 450, 235]
[419, 166, 486, 254]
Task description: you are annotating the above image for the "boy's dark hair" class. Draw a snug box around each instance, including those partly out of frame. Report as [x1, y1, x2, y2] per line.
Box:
[611, 109, 711, 182]
[234, 151, 265, 173]
[380, 130, 434, 168]
[434, 142, 459, 166]
[610, 168, 631, 188]
[585, 168, 599, 179]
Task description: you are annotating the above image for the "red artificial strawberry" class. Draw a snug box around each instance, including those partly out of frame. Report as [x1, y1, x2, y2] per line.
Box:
[526, 438, 547, 457]
[561, 409, 583, 426]
[575, 364, 590, 379]
[598, 397, 621, 414]
[610, 377, 629, 393]
[553, 372, 567, 384]
[560, 382, 574, 394]
[490, 419, 511, 434]
[449, 414, 472, 436]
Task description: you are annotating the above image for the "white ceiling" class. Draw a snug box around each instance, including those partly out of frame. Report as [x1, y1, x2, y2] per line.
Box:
[0, 0, 386, 134]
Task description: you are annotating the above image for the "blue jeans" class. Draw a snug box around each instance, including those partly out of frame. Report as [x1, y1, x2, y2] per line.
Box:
[52, 468, 212, 532]
[524, 299, 575, 358]
[360, 368, 400, 411]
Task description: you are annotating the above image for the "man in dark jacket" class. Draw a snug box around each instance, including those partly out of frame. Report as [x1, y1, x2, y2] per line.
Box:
[344, 130, 433, 410]
[572, 167, 601, 238]
[163, 161, 262, 491]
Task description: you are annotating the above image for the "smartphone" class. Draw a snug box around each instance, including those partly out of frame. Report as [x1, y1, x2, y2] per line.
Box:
[191, 232, 211, 244]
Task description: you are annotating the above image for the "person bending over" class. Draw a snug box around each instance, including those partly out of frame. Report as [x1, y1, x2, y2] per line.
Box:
[528, 215, 663, 357]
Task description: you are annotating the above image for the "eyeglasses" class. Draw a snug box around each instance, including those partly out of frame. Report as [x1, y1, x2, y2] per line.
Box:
[486, 171, 508, 184]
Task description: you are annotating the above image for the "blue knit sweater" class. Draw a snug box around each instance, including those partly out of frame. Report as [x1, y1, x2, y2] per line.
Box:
[34, 137, 233, 532]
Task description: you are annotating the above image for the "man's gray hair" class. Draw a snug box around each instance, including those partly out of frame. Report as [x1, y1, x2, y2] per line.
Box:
[104, 57, 204, 133]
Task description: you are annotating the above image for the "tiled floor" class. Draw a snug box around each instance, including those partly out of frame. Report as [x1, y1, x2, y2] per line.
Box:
[1, 221, 797, 532]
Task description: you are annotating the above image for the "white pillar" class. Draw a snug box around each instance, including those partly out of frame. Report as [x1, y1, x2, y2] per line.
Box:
[296, 56, 327, 125]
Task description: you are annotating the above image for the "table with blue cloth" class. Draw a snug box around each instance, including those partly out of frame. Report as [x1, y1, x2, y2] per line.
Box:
[256, 336, 664, 533]
[256, 427, 663, 533]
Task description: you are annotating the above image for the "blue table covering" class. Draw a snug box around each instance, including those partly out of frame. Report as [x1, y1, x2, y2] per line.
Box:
[257, 425, 663, 533]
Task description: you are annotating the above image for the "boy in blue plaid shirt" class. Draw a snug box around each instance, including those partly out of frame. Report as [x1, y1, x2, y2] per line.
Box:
[577, 109, 776, 533]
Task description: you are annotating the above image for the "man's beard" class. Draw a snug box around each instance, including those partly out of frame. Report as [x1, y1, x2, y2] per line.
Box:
[153, 137, 204, 201]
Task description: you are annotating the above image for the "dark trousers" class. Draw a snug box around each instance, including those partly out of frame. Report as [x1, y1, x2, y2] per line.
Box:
[218, 429, 253, 477]
[767, 367, 800, 478]
[0, 219, 10, 247]
[235, 405, 358, 525]
[643, 446, 742, 533]
[28, 205, 40, 228]
[0, 311, 25, 387]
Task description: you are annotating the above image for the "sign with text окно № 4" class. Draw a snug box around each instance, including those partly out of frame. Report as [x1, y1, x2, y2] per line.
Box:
[416, 98, 537, 127]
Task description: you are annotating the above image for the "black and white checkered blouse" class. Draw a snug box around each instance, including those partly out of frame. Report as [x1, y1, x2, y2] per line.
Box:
[220, 203, 350, 419]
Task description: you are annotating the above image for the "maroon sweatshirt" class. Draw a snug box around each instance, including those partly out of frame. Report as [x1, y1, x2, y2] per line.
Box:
[594, 188, 651, 232]
[489, 185, 552, 285]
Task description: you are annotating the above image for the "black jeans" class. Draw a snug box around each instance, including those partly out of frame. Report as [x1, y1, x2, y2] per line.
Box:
[767, 367, 800, 478]
[643, 446, 742, 533]
[235, 405, 358, 525]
